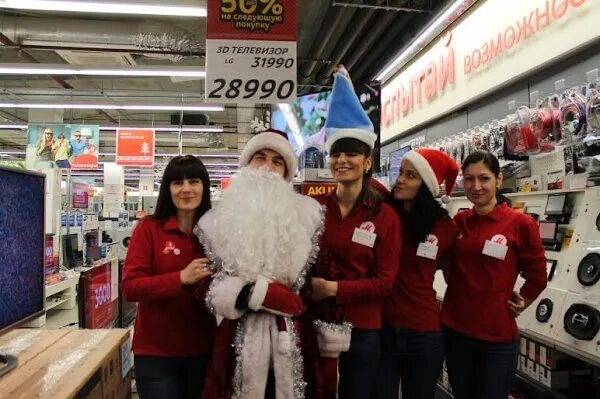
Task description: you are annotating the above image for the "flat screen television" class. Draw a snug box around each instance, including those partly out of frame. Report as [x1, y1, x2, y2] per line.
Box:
[271, 81, 381, 170]
[545, 193, 567, 216]
[388, 146, 411, 187]
[62, 233, 83, 269]
[0, 166, 45, 377]
[539, 221, 558, 242]
[118, 261, 136, 328]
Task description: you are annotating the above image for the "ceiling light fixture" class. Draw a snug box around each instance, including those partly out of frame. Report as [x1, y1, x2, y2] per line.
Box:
[0, 150, 241, 159]
[374, 0, 474, 83]
[204, 169, 237, 174]
[0, 101, 223, 112]
[99, 126, 224, 133]
[0, 64, 206, 78]
[0, 1, 207, 17]
[0, 124, 224, 133]
[0, 124, 26, 129]
[98, 152, 240, 159]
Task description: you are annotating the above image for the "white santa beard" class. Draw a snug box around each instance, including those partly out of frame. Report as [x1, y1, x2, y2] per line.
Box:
[209, 167, 319, 288]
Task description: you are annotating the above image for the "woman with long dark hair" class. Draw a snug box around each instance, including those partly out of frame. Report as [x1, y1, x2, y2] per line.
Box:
[122, 155, 216, 399]
[376, 148, 459, 399]
[309, 66, 401, 399]
[441, 150, 547, 399]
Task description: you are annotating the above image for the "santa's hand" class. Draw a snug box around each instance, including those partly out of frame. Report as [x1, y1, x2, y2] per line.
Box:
[180, 258, 212, 285]
[248, 276, 304, 317]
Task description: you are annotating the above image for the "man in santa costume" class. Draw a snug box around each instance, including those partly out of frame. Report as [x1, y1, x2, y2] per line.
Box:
[195, 129, 324, 399]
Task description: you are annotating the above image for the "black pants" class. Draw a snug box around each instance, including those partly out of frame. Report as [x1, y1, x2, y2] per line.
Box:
[338, 328, 381, 399]
[445, 328, 519, 399]
[375, 325, 445, 399]
[134, 354, 209, 399]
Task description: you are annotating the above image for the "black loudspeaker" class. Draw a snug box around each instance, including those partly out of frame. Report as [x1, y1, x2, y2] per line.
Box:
[170, 113, 209, 125]
[536, 298, 554, 323]
[577, 253, 600, 287]
[563, 304, 600, 341]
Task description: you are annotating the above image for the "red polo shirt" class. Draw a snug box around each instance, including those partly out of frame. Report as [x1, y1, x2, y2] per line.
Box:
[383, 217, 458, 332]
[122, 216, 216, 357]
[441, 204, 547, 343]
[314, 192, 401, 329]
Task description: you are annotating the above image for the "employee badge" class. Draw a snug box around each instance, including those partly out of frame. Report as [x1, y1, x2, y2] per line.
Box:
[417, 234, 439, 260]
[352, 221, 377, 248]
[482, 234, 508, 260]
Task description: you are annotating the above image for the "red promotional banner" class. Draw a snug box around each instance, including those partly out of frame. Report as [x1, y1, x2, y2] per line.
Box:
[83, 262, 117, 329]
[72, 182, 89, 209]
[207, 0, 297, 41]
[116, 129, 155, 167]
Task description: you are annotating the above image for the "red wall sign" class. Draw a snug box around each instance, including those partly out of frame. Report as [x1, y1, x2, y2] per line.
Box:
[381, 0, 588, 130]
[116, 129, 155, 167]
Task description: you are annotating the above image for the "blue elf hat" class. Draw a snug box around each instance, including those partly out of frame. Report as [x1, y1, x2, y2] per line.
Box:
[324, 66, 376, 153]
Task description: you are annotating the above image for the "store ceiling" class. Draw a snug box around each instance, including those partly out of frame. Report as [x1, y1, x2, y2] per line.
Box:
[0, 0, 450, 180]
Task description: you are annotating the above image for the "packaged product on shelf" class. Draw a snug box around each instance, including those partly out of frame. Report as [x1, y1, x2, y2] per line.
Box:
[545, 171, 565, 190]
[560, 87, 587, 141]
[517, 175, 543, 192]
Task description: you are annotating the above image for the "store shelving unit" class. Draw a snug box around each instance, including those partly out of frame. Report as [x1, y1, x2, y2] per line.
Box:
[23, 271, 80, 328]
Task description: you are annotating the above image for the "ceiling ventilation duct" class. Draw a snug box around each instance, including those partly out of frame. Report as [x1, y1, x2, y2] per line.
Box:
[134, 31, 204, 62]
[0, 16, 204, 61]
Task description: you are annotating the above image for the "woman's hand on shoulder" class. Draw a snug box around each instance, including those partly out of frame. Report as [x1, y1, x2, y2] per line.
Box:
[310, 277, 338, 301]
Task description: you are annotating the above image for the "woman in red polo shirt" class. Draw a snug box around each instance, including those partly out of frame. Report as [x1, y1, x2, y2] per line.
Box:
[376, 148, 459, 399]
[309, 66, 401, 399]
[122, 155, 216, 399]
[441, 151, 547, 399]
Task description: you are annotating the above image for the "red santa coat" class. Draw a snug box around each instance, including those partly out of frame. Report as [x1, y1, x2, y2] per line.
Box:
[195, 175, 325, 399]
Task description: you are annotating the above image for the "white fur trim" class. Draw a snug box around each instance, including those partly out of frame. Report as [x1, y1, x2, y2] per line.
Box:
[315, 323, 352, 358]
[248, 275, 269, 311]
[239, 132, 297, 182]
[325, 128, 377, 153]
[404, 151, 440, 197]
[208, 275, 248, 320]
[200, 168, 322, 288]
[236, 313, 301, 398]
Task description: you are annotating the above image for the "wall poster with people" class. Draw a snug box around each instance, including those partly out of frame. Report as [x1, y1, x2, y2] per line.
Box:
[26, 124, 100, 170]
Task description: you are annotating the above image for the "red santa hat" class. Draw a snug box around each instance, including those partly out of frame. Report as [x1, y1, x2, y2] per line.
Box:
[239, 129, 297, 182]
[403, 148, 459, 201]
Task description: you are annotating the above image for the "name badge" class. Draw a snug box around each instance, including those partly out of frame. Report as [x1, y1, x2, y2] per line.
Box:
[482, 240, 508, 260]
[352, 228, 376, 248]
[416, 242, 438, 260]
